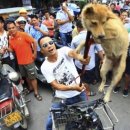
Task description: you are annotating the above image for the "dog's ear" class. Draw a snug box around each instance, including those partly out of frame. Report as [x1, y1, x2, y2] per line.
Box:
[107, 11, 116, 20]
[84, 7, 94, 15]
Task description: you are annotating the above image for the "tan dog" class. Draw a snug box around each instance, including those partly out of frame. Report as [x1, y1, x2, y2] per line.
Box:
[77, 4, 129, 102]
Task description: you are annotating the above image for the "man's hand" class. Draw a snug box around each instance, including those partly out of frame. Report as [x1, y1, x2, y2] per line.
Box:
[78, 55, 91, 65]
[62, 5, 68, 12]
[3, 47, 13, 52]
[61, 2, 74, 22]
[68, 50, 90, 64]
[0, 48, 5, 54]
[34, 26, 40, 31]
[71, 84, 86, 92]
[62, 2, 68, 12]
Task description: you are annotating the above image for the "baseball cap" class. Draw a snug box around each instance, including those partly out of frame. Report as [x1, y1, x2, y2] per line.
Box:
[16, 17, 26, 22]
[19, 8, 27, 14]
[15, 16, 26, 24]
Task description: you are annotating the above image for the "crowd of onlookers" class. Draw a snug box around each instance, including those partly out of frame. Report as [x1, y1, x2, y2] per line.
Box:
[0, 0, 130, 102]
[0, 1, 130, 129]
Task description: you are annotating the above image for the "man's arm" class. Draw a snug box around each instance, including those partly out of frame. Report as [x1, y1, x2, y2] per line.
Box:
[34, 26, 49, 36]
[50, 80, 85, 92]
[6, 46, 13, 52]
[56, 7, 74, 25]
[31, 40, 37, 59]
[97, 51, 104, 60]
[68, 49, 90, 64]
[75, 41, 85, 53]
[95, 44, 104, 64]
[39, 28, 49, 36]
[62, 6, 74, 21]
[56, 19, 70, 25]
[65, 10, 74, 22]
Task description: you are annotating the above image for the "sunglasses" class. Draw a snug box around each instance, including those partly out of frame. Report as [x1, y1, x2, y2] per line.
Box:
[41, 41, 54, 48]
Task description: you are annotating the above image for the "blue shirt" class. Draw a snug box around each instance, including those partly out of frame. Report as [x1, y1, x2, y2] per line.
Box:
[29, 24, 48, 51]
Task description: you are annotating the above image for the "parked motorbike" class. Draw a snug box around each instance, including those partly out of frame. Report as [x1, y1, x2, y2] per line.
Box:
[0, 60, 30, 130]
[51, 94, 118, 130]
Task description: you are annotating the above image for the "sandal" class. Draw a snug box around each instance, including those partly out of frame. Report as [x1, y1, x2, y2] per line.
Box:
[34, 94, 42, 101]
[23, 88, 33, 95]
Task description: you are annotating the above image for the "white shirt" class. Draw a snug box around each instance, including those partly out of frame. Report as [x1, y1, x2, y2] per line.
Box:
[25, 22, 31, 34]
[56, 8, 74, 33]
[0, 31, 9, 58]
[41, 47, 80, 99]
[71, 30, 103, 70]
[124, 22, 130, 42]
[0, 31, 14, 59]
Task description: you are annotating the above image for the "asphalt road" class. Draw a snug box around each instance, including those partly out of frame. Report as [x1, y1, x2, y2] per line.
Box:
[2, 81, 130, 130]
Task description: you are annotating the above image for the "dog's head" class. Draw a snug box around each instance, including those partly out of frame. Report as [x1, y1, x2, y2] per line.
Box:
[82, 4, 116, 39]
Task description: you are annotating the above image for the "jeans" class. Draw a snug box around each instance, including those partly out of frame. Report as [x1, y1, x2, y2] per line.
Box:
[60, 31, 72, 47]
[45, 91, 87, 130]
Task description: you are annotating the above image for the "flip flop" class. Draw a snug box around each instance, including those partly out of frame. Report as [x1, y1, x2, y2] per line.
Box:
[34, 94, 42, 101]
[23, 88, 33, 95]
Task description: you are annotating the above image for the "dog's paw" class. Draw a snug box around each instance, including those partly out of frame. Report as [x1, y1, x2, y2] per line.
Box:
[104, 93, 110, 102]
[98, 85, 104, 92]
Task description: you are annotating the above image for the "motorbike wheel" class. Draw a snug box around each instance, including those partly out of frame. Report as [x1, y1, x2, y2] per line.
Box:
[88, 118, 103, 130]
[67, 118, 104, 130]
[18, 116, 28, 130]
[14, 96, 28, 130]
[93, 119, 104, 130]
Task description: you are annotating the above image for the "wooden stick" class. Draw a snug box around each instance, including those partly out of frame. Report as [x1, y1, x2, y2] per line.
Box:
[80, 31, 91, 86]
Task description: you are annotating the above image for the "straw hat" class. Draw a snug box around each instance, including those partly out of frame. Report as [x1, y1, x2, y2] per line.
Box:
[19, 8, 27, 14]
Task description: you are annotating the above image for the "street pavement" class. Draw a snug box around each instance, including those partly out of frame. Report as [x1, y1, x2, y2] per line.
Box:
[2, 81, 130, 130]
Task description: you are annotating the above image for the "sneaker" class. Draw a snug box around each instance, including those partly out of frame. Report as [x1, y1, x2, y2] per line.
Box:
[123, 89, 128, 97]
[113, 86, 120, 93]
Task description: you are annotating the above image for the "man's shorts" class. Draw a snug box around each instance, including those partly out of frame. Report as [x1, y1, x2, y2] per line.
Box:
[125, 58, 130, 76]
[19, 62, 37, 79]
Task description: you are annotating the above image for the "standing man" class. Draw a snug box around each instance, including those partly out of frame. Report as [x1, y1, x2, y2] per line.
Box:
[71, 20, 104, 86]
[15, 16, 27, 32]
[6, 21, 42, 101]
[19, 8, 31, 33]
[38, 36, 90, 130]
[56, 1, 74, 46]
[28, 15, 49, 59]
[0, 16, 15, 69]
[42, 10, 54, 38]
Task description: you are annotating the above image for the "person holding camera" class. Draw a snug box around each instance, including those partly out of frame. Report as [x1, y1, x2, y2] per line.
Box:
[56, 1, 74, 47]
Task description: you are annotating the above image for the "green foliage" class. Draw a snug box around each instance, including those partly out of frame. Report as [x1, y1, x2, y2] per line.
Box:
[77, 0, 88, 10]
